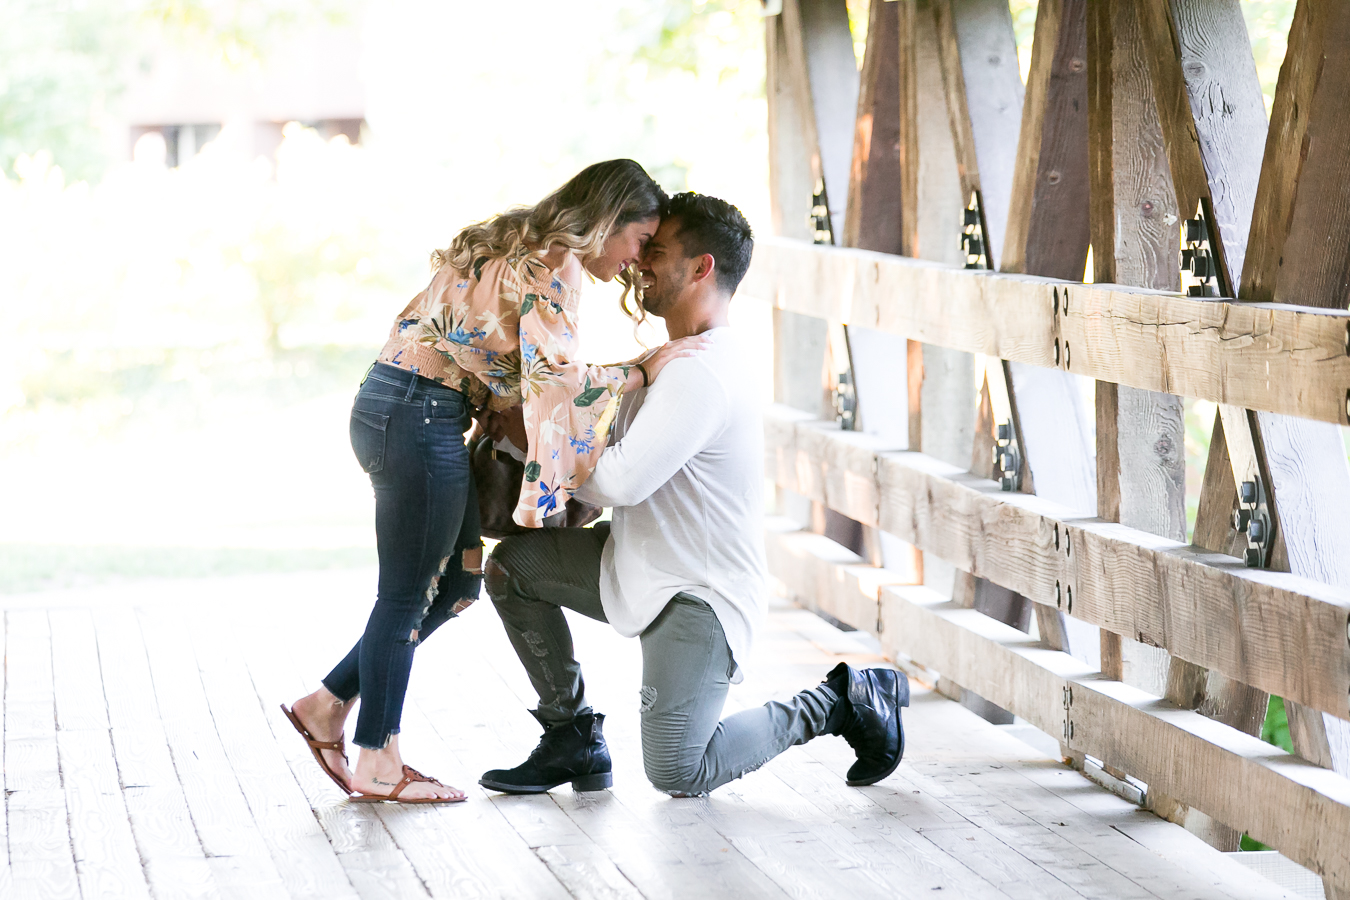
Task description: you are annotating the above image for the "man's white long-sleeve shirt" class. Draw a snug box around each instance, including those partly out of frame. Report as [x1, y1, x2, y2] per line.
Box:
[574, 327, 766, 680]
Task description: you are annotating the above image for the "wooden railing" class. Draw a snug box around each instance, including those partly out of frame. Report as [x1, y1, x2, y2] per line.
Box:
[743, 238, 1350, 427]
[761, 401, 1350, 891]
[761, 0, 1350, 892]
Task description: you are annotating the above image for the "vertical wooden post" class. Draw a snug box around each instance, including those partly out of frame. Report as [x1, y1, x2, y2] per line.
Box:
[766, 0, 857, 420]
[903, 0, 971, 604]
[938, 0, 1100, 676]
[999, 0, 1096, 533]
[1087, 0, 1186, 700]
[1142, 3, 1350, 843]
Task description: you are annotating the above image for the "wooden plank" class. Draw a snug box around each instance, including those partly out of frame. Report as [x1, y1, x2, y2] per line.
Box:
[762, 751, 1027, 899]
[765, 523, 913, 636]
[404, 649, 612, 900]
[873, 580, 1350, 894]
[766, 11, 814, 243]
[57, 730, 153, 899]
[911, 0, 966, 265]
[765, 408, 1350, 719]
[1087, 0, 1185, 719]
[1243, 0, 1350, 308]
[91, 606, 220, 900]
[843, 0, 903, 253]
[240, 630, 430, 900]
[5, 609, 80, 900]
[1138, 0, 1267, 296]
[766, 5, 830, 421]
[49, 608, 152, 899]
[1003, 0, 1091, 281]
[932, 0, 1024, 268]
[550, 787, 792, 900]
[739, 237, 1350, 428]
[134, 609, 289, 898]
[777, 0, 858, 242]
[187, 619, 359, 900]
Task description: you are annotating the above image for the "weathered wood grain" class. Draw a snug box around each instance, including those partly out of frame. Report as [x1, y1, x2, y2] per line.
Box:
[871, 580, 1350, 894]
[1244, 0, 1350, 308]
[1139, 0, 1266, 295]
[740, 237, 1350, 426]
[1003, 0, 1091, 280]
[932, 0, 1024, 268]
[766, 407, 1350, 718]
[778, 0, 858, 242]
[910, 0, 966, 265]
[843, 0, 903, 254]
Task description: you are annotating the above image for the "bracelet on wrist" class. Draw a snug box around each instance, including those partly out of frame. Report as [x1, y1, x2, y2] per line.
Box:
[637, 362, 651, 388]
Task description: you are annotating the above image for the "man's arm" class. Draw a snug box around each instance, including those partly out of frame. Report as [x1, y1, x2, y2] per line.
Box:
[574, 358, 728, 508]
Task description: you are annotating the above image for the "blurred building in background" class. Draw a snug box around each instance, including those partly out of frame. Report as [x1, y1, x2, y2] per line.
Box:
[123, 25, 365, 167]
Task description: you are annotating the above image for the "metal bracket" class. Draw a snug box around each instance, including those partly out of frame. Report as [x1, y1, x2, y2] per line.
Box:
[810, 178, 834, 245]
[961, 191, 987, 269]
[1233, 476, 1273, 568]
[833, 371, 857, 431]
[994, 422, 1021, 491]
[1181, 200, 1224, 298]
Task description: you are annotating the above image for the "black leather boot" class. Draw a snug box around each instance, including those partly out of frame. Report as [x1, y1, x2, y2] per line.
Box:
[479, 711, 613, 794]
[822, 663, 910, 786]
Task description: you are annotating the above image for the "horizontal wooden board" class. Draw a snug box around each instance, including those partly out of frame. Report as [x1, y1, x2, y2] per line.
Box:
[765, 521, 911, 636]
[870, 577, 1350, 895]
[767, 406, 1350, 719]
[742, 238, 1350, 426]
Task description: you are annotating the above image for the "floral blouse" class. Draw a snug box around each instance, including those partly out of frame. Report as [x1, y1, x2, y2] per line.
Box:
[376, 254, 628, 528]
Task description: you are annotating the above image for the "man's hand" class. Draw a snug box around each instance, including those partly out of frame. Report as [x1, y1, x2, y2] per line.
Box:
[479, 405, 528, 451]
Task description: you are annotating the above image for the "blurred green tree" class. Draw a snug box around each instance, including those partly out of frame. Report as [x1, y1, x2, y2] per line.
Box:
[0, 0, 133, 183]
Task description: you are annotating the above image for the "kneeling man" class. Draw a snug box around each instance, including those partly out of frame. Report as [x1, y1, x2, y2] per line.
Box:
[480, 192, 908, 797]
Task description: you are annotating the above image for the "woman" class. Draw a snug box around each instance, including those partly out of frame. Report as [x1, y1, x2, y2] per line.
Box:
[282, 160, 704, 803]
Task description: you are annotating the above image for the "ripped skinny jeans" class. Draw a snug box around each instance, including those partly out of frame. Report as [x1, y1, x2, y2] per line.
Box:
[487, 525, 837, 795]
[322, 363, 482, 750]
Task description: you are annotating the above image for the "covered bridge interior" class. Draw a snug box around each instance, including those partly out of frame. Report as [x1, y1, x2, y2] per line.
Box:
[4, 1, 1350, 898]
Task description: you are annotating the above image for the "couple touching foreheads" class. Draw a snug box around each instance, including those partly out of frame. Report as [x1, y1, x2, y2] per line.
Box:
[281, 159, 909, 803]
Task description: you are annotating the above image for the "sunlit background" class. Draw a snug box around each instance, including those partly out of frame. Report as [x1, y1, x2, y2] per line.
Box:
[0, 0, 1297, 593]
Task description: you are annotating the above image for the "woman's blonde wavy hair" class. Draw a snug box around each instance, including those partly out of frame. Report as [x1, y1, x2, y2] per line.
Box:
[432, 159, 669, 330]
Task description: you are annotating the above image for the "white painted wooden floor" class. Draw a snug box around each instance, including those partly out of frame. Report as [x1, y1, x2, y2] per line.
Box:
[1, 568, 1302, 899]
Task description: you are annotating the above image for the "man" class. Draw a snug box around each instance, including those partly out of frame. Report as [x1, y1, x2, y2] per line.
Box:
[479, 192, 908, 797]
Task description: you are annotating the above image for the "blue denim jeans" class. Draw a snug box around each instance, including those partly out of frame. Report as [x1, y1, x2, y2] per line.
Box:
[322, 363, 482, 750]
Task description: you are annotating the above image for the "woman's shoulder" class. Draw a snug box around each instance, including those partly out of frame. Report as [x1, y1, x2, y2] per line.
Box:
[516, 248, 584, 300]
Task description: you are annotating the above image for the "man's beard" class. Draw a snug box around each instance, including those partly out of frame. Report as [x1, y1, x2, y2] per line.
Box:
[642, 280, 679, 316]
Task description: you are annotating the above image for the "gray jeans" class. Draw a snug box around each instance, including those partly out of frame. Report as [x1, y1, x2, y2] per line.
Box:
[485, 524, 839, 795]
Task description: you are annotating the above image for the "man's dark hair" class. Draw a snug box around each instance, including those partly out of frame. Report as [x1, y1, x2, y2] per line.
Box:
[664, 192, 754, 294]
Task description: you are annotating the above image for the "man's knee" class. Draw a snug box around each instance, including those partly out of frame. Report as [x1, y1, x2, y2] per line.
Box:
[484, 533, 545, 606]
[484, 553, 511, 604]
[644, 760, 702, 795]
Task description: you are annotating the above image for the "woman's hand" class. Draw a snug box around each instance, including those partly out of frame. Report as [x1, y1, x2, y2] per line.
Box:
[636, 333, 713, 386]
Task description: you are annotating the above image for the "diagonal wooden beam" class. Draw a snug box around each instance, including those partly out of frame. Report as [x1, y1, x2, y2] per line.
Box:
[1243, 0, 1350, 308]
[931, 0, 1025, 269]
[1138, 0, 1266, 296]
[1002, 0, 1091, 281]
[843, 0, 903, 254]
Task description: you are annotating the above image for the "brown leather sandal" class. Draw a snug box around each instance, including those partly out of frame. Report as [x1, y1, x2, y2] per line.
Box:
[280, 703, 352, 794]
[350, 765, 467, 804]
